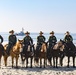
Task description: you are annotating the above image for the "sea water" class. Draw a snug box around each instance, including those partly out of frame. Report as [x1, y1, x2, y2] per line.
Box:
[0, 32, 76, 45]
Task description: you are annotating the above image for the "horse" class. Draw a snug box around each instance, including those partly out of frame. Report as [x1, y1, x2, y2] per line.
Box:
[60, 39, 76, 68]
[3, 39, 23, 68]
[34, 42, 47, 68]
[20, 44, 35, 68]
[0, 43, 4, 68]
[47, 40, 65, 68]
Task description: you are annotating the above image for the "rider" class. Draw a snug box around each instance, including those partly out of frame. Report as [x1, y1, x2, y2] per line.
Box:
[64, 31, 75, 50]
[47, 31, 57, 49]
[6, 30, 17, 55]
[47, 31, 57, 55]
[22, 31, 33, 54]
[0, 35, 3, 43]
[36, 31, 46, 56]
[0, 35, 4, 55]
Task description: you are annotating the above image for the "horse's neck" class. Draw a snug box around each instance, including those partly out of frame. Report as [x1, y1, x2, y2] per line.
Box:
[27, 45, 30, 51]
[13, 42, 20, 50]
[41, 44, 46, 52]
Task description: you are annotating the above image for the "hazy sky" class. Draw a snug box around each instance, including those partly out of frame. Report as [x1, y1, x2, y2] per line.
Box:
[0, 0, 76, 33]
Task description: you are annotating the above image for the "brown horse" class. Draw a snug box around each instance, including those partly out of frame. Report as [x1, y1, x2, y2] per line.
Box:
[47, 40, 65, 68]
[3, 39, 23, 68]
[34, 42, 47, 68]
[0, 43, 4, 68]
[20, 44, 35, 68]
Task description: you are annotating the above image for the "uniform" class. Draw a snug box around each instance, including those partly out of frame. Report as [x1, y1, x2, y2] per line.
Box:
[48, 35, 57, 49]
[6, 30, 17, 55]
[22, 31, 33, 54]
[64, 34, 75, 50]
[36, 31, 46, 56]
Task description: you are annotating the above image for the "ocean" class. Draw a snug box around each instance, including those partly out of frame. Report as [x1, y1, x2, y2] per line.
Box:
[0, 32, 76, 45]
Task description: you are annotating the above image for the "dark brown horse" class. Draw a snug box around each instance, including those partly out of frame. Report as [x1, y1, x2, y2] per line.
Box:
[3, 39, 23, 68]
[60, 39, 76, 68]
[47, 41, 65, 68]
[34, 42, 47, 68]
[20, 44, 35, 68]
[0, 43, 4, 68]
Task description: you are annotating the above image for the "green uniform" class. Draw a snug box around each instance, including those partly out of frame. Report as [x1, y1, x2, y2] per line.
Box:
[9, 34, 17, 45]
[37, 36, 45, 45]
[64, 35, 73, 43]
[48, 36, 57, 47]
[23, 36, 33, 45]
[6, 34, 17, 55]
[22, 36, 33, 53]
[64, 35, 75, 50]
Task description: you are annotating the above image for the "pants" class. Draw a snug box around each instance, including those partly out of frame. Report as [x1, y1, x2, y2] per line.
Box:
[36, 45, 42, 57]
[6, 43, 13, 54]
[22, 45, 34, 54]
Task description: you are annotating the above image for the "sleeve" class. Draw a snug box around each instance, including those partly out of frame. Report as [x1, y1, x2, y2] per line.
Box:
[55, 36, 57, 43]
[43, 36, 46, 42]
[14, 35, 17, 44]
[0, 35, 3, 43]
[70, 35, 73, 41]
[37, 36, 39, 42]
[30, 37, 33, 44]
[63, 36, 66, 42]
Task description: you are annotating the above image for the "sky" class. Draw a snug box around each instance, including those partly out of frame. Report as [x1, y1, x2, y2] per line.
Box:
[0, 0, 76, 33]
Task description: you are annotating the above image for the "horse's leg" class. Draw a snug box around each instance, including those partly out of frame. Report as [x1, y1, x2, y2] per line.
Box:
[30, 57, 33, 68]
[0, 56, 1, 68]
[12, 57, 14, 68]
[56, 57, 58, 68]
[67, 56, 70, 67]
[73, 56, 75, 68]
[16, 56, 19, 68]
[40, 58, 42, 68]
[44, 58, 46, 68]
[26, 58, 28, 68]
[4, 56, 8, 66]
[60, 55, 64, 67]
[53, 57, 55, 68]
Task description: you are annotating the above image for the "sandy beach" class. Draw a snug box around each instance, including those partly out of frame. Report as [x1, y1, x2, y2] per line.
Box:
[0, 55, 76, 75]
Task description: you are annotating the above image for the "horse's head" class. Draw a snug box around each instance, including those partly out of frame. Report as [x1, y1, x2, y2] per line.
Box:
[13, 39, 23, 52]
[53, 41, 65, 51]
[4, 44, 8, 50]
[41, 42, 47, 52]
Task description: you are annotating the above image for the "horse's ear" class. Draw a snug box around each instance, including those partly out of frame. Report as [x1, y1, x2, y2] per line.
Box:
[60, 39, 62, 41]
[18, 39, 20, 41]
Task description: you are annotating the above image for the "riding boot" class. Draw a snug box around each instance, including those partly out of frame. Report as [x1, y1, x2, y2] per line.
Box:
[6, 44, 12, 55]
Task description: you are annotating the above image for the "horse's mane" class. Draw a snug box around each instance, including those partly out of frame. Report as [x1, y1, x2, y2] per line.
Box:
[53, 41, 64, 51]
[12, 41, 22, 52]
[41, 43, 47, 52]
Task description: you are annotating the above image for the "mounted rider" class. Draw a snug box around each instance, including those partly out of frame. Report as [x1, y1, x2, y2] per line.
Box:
[0, 34, 5, 55]
[47, 31, 57, 49]
[21, 31, 33, 54]
[47, 31, 57, 55]
[36, 31, 46, 56]
[64, 31, 75, 50]
[6, 30, 17, 55]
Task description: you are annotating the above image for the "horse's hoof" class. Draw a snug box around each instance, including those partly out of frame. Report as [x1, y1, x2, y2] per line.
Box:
[30, 66, 32, 68]
[67, 65, 69, 68]
[26, 66, 28, 68]
[56, 66, 58, 68]
[73, 66, 75, 68]
[53, 66, 55, 68]
[40, 66, 41, 68]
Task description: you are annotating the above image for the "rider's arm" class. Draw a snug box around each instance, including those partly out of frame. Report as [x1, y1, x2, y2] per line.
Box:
[0, 35, 3, 43]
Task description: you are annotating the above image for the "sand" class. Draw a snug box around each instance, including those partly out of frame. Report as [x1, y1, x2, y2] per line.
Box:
[0, 55, 76, 75]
